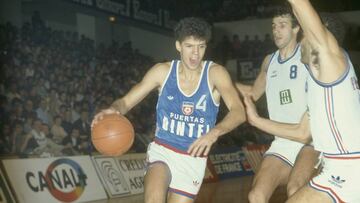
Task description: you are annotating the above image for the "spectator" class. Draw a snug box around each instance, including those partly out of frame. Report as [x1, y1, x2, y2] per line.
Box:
[51, 115, 67, 144]
[231, 34, 241, 58]
[61, 109, 73, 134]
[240, 34, 251, 58]
[10, 121, 26, 154]
[21, 119, 47, 154]
[72, 109, 90, 138]
[62, 128, 81, 156]
[0, 123, 12, 154]
[22, 98, 36, 119]
[5, 82, 21, 102]
[71, 102, 81, 123]
[36, 98, 52, 125]
[217, 35, 232, 65]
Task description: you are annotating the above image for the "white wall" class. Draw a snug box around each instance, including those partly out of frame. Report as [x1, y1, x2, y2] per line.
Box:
[129, 27, 177, 61]
[95, 17, 112, 46]
[22, 0, 77, 32]
[214, 18, 272, 42]
[77, 13, 95, 40]
[111, 21, 131, 46]
[213, 10, 360, 42]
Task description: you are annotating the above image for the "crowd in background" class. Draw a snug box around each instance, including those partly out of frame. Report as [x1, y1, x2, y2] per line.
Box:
[0, 14, 156, 157]
[1, 9, 360, 157]
[211, 33, 276, 65]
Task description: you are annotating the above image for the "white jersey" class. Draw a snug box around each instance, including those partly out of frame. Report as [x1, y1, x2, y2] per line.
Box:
[266, 44, 308, 125]
[307, 53, 360, 155]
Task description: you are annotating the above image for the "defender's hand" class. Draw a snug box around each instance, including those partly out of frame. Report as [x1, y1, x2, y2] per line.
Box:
[243, 96, 259, 126]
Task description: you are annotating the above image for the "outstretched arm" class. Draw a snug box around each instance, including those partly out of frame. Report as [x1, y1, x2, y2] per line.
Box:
[188, 64, 246, 157]
[288, 0, 346, 82]
[235, 54, 271, 101]
[92, 63, 168, 126]
[110, 63, 168, 114]
[244, 96, 311, 144]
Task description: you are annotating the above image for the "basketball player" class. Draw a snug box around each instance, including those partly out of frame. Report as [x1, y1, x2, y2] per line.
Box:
[235, 5, 319, 202]
[92, 17, 245, 203]
[243, 0, 360, 202]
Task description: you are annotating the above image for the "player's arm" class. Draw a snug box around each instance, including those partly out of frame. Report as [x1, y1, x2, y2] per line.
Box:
[235, 54, 270, 101]
[91, 63, 168, 127]
[288, 0, 346, 82]
[188, 64, 246, 156]
[244, 96, 311, 143]
[110, 63, 169, 114]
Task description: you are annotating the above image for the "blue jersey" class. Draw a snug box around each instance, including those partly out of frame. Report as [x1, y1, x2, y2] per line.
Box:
[155, 60, 220, 153]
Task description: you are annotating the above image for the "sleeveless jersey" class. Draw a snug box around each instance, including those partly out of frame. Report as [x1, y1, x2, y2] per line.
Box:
[306, 53, 360, 155]
[155, 60, 220, 152]
[266, 44, 308, 126]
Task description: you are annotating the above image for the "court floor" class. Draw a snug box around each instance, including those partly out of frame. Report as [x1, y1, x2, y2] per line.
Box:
[89, 176, 287, 203]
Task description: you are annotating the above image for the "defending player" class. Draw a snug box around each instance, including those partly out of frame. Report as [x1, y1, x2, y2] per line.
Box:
[244, 0, 360, 202]
[236, 5, 319, 202]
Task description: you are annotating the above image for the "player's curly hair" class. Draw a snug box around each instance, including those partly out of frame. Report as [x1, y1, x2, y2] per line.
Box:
[319, 12, 345, 45]
[272, 3, 299, 28]
[174, 17, 212, 43]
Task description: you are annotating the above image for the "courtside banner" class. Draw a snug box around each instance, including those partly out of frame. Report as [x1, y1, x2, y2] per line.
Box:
[91, 156, 131, 198]
[92, 153, 146, 198]
[237, 59, 262, 81]
[209, 147, 254, 179]
[0, 167, 16, 203]
[2, 156, 107, 203]
[203, 159, 219, 183]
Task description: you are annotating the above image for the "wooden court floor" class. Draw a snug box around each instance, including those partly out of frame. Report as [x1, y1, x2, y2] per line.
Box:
[89, 176, 287, 203]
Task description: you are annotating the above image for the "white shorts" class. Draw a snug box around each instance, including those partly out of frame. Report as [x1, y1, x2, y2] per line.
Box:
[309, 153, 360, 203]
[265, 137, 306, 166]
[146, 142, 207, 199]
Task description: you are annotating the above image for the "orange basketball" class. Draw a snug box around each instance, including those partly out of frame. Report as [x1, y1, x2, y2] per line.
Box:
[91, 113, 135, 156]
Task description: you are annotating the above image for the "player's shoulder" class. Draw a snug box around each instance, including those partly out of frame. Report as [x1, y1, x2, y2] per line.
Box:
[148, 61, 172, 76]
[208, 62, 231, 84]
[263, 53, 273, 64]
[208, 62, 226, 73]
[152, 61, 172, 71]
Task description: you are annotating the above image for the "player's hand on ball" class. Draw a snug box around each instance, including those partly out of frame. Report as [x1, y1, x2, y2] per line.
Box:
[243, 96, 259, 126]
[188, 130, 219, 157]
[91, 108, 120, 128]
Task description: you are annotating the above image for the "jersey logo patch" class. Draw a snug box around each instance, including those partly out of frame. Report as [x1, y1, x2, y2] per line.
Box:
[182, 102, 194, 115]
[193, 180, 200, 187]
[329, 175, 345, 188]
[279, 89, 292, 105]
[270, 70, 277, 78]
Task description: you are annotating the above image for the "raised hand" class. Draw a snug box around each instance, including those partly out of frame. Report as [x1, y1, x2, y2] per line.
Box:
[243, 96, 259, 126]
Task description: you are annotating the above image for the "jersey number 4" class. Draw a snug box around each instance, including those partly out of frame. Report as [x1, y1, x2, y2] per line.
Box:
[196, 95, 207, 111]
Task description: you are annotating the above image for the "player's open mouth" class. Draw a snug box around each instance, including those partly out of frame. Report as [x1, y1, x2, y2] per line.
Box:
[190, 58, 198, 65]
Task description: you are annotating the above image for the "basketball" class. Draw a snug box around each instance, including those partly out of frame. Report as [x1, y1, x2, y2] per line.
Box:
[91, 113, 135, 156]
